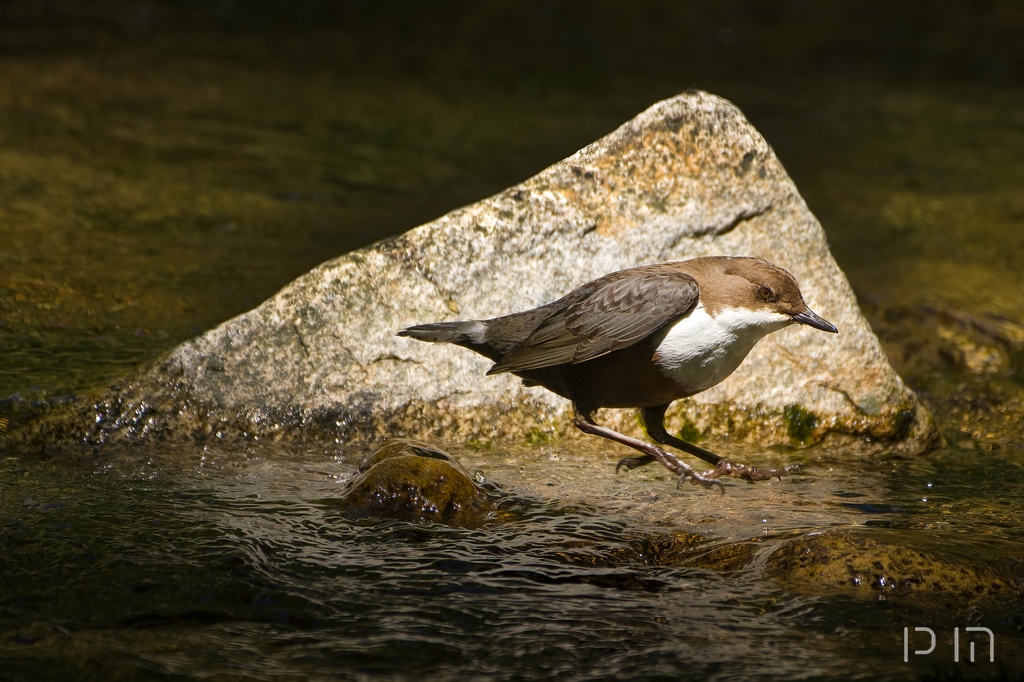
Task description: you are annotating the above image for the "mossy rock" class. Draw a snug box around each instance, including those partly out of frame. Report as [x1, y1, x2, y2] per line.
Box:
[551, 532, 703, 569]
[333, 439, 497, 527]
[765, 531, 1014, 598]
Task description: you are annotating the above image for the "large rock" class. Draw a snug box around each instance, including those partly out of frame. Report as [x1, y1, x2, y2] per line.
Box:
[11, 91, 937, 453]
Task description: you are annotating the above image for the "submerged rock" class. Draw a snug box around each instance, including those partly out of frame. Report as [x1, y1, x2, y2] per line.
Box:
[331, 439, 497, 527]
[9, 90, 937, 454]
[554, 527, 1016, 599]
[764, 531, 1013, 598]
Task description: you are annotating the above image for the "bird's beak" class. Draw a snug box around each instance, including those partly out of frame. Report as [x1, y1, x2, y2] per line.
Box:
[792, 308, 838, 333]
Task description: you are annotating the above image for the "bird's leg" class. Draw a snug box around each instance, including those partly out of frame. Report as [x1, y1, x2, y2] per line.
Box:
[642, 405, 722, 466]
[642, 404, 798, 482]
[572, 407, 721, 491]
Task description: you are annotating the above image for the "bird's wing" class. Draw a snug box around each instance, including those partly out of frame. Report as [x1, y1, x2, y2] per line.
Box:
[487, 267, 699, 374]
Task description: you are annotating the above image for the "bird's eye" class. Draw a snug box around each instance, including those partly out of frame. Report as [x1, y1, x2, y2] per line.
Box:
[756, 285, 777, 302]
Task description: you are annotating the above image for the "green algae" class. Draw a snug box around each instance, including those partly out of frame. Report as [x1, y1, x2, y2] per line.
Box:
[784, 403, 819, 444]
[525, 426, 554, 445]
[676, 418, 705, 444]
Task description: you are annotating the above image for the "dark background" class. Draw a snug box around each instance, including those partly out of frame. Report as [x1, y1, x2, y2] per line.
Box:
[2, 0, 1023, 402]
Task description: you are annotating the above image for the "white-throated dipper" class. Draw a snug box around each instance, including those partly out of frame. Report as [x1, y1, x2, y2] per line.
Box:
[398, 256, 838, 489]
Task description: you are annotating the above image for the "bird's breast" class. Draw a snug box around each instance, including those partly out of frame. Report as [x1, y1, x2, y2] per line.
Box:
[652, 304, 782, 394]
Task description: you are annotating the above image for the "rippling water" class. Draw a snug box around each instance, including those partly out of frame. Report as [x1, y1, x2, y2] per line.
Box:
[3, 443, 1021, 681]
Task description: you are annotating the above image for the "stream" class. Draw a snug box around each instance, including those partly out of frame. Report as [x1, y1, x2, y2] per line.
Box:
[2, 2, 1023, 680]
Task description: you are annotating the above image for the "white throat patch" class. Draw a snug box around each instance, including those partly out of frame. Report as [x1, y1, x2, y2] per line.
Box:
[653, 303, 793, 394]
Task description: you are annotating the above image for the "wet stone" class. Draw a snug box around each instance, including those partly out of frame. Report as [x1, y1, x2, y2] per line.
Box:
[555, 532, 706, 567]
[764, 531, 1015, 598]
[867, 302, 1024, 450]
[332, 440, 498, 527]
[550, 523, 1020, 600]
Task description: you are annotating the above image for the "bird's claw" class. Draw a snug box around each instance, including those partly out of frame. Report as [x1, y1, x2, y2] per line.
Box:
[677, 470, 725, 494]
[615, 451, 723, 493]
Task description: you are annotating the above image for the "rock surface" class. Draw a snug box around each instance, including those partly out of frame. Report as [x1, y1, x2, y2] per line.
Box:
[560, 528, 1016, 598]
[10, 90, 937, 453]
[763, 531, 1014, 598]
[329, 439, 498, 527]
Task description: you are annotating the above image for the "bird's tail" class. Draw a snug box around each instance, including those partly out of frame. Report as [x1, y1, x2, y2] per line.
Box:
[397, 320, 487, 346]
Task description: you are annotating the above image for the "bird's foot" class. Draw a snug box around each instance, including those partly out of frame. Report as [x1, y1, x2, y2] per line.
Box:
[703, 459, 800, 482]
[648, 452, 723, 493]
[615, 451, 722, 492]
[677, 468, 726, 493]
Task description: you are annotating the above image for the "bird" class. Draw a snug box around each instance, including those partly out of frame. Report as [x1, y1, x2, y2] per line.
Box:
[397, 256, 838, 489]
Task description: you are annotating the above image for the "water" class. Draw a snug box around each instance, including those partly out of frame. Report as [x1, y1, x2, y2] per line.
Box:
[3, 2, 1024, 680]
[2, 442, 1022, 681]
